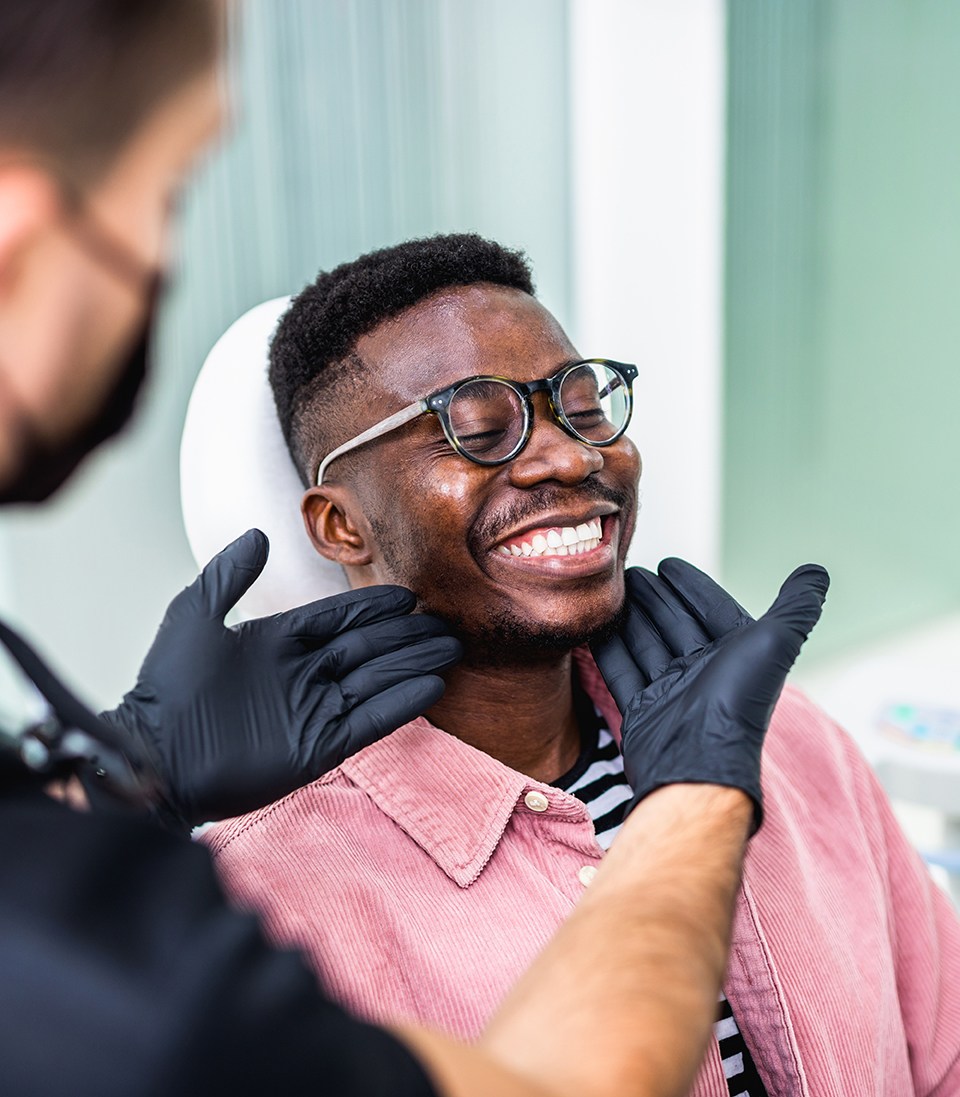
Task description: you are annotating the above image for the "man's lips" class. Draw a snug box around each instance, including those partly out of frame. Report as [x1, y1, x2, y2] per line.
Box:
[492, 504, 616, 548]
[494, 515, 602, 558]
[489, 510, 618, 568]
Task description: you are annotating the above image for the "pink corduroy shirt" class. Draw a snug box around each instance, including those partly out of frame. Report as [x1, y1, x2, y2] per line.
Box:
[206, 651, 960, 1096]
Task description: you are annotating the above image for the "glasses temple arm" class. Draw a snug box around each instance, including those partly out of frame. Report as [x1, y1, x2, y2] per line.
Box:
[596, 369, 634, 401]
[316, 400, 427, 486]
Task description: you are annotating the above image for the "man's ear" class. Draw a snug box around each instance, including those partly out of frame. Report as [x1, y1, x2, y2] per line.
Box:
[0, 166, 60, 297]
[301, 485, 375, 565]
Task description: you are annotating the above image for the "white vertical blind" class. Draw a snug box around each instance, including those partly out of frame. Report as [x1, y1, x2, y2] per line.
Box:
[567, 0, 727, 575]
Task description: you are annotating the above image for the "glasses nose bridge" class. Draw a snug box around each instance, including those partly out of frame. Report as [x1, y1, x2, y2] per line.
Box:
[515, 379, 597, 467]
[519, 375, 565, 433]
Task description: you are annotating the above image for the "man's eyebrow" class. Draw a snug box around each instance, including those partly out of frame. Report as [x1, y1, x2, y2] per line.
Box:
[499, 356, 583, 380]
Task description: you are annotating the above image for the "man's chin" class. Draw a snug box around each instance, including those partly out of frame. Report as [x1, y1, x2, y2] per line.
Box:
[447, 602, 627, 669]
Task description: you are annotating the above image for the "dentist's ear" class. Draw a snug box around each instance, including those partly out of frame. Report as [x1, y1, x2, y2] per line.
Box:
[301, 485, 375, 567]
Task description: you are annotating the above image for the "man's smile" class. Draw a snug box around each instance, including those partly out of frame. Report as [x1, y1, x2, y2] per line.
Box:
[487, 512, 620, 577]
[495, 515, 603, 557]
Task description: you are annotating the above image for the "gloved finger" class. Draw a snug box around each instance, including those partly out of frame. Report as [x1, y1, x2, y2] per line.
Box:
[656, 557, 753, 640]
[760, 564, 829, 644]
[276, 584, 418, 641]
[618, 597, 677, 681]
[322, 675, 451, 763]
[624, 567, 711, 657]
[333, 635, 463, 705]
[310, 614, 456, 679]
[170, 528, 270, 624]
[590, 630, 652, 713]
[710, 620, 798, 726]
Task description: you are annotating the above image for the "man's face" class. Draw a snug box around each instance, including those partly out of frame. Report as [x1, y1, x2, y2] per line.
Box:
[336, 284, 641, 658]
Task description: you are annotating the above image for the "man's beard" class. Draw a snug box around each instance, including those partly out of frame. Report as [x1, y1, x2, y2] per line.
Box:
[439, 597, 628, 669]
[370, 497, 631, 668]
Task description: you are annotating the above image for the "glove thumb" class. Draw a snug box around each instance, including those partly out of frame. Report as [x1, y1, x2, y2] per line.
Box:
[761, 563, 830, 643]
[174, 529, 270, 624]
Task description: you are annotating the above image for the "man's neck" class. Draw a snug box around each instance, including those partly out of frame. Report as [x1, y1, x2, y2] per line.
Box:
[425, 651, 582, 785]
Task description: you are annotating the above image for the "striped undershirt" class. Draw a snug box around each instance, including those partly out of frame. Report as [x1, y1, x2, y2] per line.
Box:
[557, 686, 769, 1097]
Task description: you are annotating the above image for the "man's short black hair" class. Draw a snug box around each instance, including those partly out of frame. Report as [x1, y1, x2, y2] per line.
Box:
[269, 232, 536, 486]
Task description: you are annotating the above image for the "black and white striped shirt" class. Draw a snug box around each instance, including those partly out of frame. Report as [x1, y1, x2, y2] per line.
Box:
[557, 688, 769, 1097]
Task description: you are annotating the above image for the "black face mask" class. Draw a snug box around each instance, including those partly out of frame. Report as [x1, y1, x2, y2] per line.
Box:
[0, 273, 163, 505]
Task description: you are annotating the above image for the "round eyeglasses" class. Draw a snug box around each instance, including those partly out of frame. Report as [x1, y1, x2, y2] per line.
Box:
[316, 358, 638, 486]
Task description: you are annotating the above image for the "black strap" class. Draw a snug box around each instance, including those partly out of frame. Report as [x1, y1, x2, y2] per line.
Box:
[0, 617, 160, 807]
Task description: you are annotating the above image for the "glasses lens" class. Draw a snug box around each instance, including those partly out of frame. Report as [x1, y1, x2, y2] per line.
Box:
[558, 362, 630, 442]
[447, 379, 525, 461]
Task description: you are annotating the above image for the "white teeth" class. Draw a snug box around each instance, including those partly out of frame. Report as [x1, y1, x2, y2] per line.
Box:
[495, 517, 608, 559]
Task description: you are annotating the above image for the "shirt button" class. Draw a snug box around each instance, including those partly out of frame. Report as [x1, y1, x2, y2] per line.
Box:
[524, 790, 550, 813]
[578, 865, 598, 887]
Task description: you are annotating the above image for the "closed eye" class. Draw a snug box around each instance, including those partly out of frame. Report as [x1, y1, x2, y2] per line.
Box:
[456, 425, 512, 453]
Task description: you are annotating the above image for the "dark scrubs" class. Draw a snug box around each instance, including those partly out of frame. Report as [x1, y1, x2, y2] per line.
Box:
[0, 632, 437, 1097]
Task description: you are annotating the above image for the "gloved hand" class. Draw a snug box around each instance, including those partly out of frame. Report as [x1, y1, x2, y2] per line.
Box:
[590, 559, 829, 831]
[102, 529, 461, 829]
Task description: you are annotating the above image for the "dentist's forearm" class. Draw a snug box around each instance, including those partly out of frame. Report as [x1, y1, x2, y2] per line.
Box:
[396, 783, 752, 1097]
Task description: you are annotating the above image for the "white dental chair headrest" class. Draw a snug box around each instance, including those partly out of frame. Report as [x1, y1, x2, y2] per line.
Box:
[179, 296, 351, 619]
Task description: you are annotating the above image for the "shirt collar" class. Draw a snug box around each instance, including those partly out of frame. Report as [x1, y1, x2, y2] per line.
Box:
[340, 648, 622, 887]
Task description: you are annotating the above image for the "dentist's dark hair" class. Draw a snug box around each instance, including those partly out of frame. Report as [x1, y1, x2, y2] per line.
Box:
[0, 0, 221, 184]
[270, 232, 536, 486]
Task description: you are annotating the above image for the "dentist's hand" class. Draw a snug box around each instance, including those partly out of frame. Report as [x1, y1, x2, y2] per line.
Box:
[102, 529, 461, 829]
[590, 559, 829, 831]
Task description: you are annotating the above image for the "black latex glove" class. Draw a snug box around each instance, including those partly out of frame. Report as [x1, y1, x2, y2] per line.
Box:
[102, 529, 462, 829]
[590, 558, 829, 831]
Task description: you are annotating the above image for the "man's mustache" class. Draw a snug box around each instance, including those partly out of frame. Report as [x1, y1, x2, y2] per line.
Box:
[471, 481, 634, 548]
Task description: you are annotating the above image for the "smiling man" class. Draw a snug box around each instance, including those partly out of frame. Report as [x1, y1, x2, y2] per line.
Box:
[205, 234, 960, 1097]
[291, 252, 640, 786]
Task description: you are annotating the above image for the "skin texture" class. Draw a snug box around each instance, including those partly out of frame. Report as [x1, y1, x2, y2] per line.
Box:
[302, 284, 641, 781]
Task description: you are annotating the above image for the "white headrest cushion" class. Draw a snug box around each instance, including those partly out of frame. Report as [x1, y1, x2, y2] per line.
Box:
[179, 296, 351, 618]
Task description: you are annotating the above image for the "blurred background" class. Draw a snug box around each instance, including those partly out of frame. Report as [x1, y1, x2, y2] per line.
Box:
[1, 1, 958, 884]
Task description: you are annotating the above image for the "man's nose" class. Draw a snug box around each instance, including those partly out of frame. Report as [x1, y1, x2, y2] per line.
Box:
[507, 403, 604, 487]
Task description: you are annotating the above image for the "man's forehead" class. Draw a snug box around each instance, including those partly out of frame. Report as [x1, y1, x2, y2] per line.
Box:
[353, 283, 577, 399]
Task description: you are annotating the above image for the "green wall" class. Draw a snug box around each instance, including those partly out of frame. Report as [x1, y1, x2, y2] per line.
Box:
[724, 0, 960, 658]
